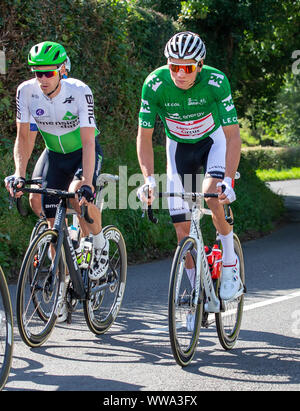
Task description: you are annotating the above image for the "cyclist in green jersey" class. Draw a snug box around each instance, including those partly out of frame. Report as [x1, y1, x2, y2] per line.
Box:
[137, 32, 242, 301]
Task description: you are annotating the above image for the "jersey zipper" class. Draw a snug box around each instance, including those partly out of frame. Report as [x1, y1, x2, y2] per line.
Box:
[58, 136, 66, 154]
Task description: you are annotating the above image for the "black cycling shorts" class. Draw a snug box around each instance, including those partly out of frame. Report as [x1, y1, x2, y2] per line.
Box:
[166, 126, 226, 223]
[32, 140, 103, 218]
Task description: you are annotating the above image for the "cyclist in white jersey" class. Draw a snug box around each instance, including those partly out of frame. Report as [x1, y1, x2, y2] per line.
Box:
[137, 32, 242, 301]
[6, 41, 108, 280]
[28, 57, 70, 216]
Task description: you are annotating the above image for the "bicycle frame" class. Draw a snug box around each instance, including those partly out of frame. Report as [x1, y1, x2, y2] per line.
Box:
[52, 198, 86, 300]
[149, 191, 223, 313]
[189, 200, 220, 313]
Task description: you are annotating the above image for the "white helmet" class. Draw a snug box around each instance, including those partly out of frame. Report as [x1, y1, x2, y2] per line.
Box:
[164, 32, 206, 62]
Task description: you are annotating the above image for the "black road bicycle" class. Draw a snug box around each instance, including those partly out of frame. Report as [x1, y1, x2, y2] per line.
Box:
[14, 175, 127, 348]
[0, 266, 13, 390]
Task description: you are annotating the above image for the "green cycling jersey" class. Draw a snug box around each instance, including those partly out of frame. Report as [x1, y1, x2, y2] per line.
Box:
[139, 64, 238, 144]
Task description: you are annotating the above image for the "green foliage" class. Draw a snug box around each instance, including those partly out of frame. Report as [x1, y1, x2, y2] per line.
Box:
[241, 146, 300, 170]
[233, 156, 284, 239]
[256, 167, 300, 182]
[175, 0, 300, 127]
[0, 0, 174, 156]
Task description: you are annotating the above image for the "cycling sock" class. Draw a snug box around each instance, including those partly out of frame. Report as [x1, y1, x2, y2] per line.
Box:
[219, 231, 236, 266]
[92, 229, 106, 250]
[186, 268, 195, 288]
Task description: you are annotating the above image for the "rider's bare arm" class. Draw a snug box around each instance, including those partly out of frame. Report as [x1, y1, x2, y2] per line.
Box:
[136, 126, 155, 180]
[14, 122, 32, 178]
[222, 124, 241, 180]
[80, 126, 96, 189]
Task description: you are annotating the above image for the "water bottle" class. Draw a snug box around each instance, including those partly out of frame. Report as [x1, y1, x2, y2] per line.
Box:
[68, 225, 83, 266]
[79, 237, 93, 269]
[205, 245, 222, 279]
[211, 244, 222, 279]
[68, 225, 79, 242]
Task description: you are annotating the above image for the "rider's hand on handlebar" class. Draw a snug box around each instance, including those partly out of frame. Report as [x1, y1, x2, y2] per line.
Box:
[137, 176, 156, 205]
[77, 184, 95, 206]
[5, 175, 25, 198]
[217, 177, 236, 204]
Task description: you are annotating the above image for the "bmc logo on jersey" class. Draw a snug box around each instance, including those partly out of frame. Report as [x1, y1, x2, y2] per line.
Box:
[85, 94, 95, 124]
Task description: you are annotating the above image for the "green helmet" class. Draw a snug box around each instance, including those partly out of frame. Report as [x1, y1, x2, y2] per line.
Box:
[28, 41, 67, 67]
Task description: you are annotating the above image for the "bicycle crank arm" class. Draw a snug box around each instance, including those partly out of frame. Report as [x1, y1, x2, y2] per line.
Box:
[89, 280, 117, 296]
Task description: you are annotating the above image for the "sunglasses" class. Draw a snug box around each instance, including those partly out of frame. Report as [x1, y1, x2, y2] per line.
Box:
[169, 62, 198, 74]
[34, 70, 60, 78]
[33, 65, 62, 78]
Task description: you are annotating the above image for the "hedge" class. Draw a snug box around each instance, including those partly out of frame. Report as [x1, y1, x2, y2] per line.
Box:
[242, 146, 300, 170]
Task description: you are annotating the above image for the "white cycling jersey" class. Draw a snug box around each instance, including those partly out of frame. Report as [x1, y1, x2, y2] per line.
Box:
[16, 77, 99, 154]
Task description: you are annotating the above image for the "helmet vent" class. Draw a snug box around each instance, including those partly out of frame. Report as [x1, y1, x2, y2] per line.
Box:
[53, 51, 60, 61]
[44, 45, 52, 54]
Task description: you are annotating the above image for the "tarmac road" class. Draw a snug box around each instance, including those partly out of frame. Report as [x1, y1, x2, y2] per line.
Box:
[3, 180, 300, 392]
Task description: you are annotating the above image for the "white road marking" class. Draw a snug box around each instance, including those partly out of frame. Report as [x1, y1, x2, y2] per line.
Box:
[137, 291, 300, 333]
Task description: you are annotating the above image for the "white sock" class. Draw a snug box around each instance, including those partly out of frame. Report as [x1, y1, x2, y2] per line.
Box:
[92, 230, 106, 250]
[186, 268, 195, 288]
[219, 231, 236, 266]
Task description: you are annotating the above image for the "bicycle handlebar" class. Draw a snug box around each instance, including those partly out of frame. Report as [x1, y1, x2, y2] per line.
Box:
[12, 182, 94, 224]
[145, 192, 233, 225]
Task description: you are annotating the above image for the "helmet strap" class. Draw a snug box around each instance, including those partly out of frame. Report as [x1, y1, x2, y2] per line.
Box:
[47, 73, 61, 97]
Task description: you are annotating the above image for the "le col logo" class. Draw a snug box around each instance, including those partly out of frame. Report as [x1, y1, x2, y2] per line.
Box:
[36, 108, 45, 116]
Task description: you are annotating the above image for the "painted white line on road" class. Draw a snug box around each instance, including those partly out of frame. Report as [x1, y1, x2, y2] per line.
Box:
[243, 290, 300, 312]
[137, 291, 300, 334]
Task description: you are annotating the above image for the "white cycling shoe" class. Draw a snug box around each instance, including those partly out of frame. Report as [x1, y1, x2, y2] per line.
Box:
[89, 240, 109, 281]
[219, 257, 242, 301]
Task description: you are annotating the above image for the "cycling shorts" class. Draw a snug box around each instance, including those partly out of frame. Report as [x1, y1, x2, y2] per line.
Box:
[32, 141, 103, 218]
[166, 126, 226, 223]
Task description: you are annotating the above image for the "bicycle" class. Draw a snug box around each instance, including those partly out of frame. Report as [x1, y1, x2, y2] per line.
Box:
[145, 184, 246, 367]
[0, 266, 13, 390]
[14, 174, 127, 348]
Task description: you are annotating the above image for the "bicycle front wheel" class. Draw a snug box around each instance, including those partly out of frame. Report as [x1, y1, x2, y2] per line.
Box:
[16, 230, 66, 347]
[0, 267, 13, 390]
[29, 217, 48, 243]
[168, 236, 203, 367]
[215, 233, 245, 350]
[83, 225, 127, 335]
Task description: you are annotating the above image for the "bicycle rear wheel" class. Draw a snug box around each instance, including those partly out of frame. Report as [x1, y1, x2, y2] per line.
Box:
[83, 225, 127, 335]
[16, 230, 66, 347]
[215, 233, 245, 350]
[0, 267, 13, 390]
[168, 236, 203, 367]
